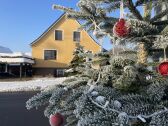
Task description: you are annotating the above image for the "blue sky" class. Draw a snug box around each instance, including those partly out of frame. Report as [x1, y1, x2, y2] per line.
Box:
[0, 0, 79, 52]
[0, 0, 139, 52]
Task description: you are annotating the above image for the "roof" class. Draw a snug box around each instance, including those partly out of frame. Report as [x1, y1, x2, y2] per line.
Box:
[31, 13, 66, 46]
[30, 13, 102, 48]
[0, 46, 12, 53]
[0, 52, 34, 64]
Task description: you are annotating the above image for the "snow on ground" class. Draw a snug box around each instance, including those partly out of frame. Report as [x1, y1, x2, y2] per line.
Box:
[0, 77, 67, 92]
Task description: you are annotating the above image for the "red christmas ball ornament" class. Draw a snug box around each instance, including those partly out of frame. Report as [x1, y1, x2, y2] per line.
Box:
[113, 18, 131, 38]
[49, 113, 64, 126]
[157, 61, 168, 76]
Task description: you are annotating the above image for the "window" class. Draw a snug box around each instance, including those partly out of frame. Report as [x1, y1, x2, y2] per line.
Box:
[55, 30, 63, 40]
[57, 69, 64, 77]
[44, 50, 57, 60]
[73, 31, 80, 42]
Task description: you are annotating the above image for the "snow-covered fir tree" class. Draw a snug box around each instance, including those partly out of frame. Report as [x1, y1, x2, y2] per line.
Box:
[65, 44, 86, 76]
[26, 0, 168, 126]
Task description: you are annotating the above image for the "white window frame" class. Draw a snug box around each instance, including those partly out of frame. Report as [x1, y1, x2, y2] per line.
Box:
[55, 30, 64, 41]
[43, 49, 58, 60]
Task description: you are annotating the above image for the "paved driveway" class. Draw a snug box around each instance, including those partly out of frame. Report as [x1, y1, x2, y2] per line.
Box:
[0, 92, 50, 126]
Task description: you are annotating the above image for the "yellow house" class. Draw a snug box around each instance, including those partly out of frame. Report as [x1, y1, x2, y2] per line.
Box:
[31, 13, 101, 77]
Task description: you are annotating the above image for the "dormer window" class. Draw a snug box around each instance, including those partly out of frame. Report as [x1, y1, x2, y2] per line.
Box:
[55, 30, 63, 41]
[73, 31, 80, 42]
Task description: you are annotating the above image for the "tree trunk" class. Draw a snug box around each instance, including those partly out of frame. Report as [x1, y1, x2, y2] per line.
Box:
[137, 43, 148, 64]
[143, 2, 152, 20]
[136, 3, 151, 64]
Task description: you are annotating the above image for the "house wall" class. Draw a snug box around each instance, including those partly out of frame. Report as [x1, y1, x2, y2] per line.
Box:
[31, 15, 101, 70]
[32, 68, 65, 77]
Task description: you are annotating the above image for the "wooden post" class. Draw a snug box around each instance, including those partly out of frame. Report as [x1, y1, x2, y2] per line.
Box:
[5, 63, 8, 73]
[24, 63, 27, 77]
[20, 63, 22, 78]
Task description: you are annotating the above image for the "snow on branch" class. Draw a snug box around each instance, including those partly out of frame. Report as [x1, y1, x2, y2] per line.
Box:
[52, 4, 89, 17]
[88, 92, 168, 123]
[150, 8, 168, 22]
[152, 20, 168, 26]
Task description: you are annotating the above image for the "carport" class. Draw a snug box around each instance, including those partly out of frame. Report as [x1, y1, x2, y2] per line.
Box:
[0, 53, 34, 78]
